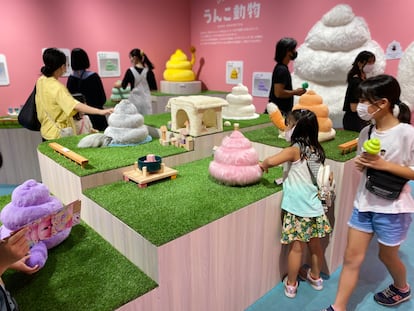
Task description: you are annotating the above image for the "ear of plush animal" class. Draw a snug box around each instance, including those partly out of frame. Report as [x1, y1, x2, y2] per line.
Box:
[146, 126, 160, 139]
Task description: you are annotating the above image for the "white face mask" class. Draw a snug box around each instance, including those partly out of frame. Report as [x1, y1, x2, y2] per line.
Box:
[285, 126, 295, 142]
[363, 63, 375, 74]
[356, 103, 379, 121]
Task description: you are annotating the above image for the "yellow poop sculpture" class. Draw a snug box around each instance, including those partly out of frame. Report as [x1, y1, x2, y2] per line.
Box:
[163, 47, 196, 82]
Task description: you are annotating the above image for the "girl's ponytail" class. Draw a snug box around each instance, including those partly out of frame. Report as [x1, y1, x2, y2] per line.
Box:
[142, 52, 155, 70]
[395, 101, 411, 124]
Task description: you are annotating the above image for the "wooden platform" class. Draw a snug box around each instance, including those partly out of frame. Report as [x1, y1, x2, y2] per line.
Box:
[123, 163, 178, 188]
[37, 122, 362, 311]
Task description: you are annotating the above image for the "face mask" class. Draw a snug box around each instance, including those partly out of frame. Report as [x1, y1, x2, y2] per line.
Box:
[290, 51, 298, 60]
[363, 64, 375, 74]
[285, 126, 295, 142]
[356, 103, 379, 121]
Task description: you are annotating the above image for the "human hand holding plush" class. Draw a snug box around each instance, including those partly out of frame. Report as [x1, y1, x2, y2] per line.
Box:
[0, 228, 29, 275]
[9, 255, 40, 274]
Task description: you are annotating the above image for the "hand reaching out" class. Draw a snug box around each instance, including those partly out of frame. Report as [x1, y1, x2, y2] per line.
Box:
[9, 255, 40, 274]
[0, 228, 30, 275]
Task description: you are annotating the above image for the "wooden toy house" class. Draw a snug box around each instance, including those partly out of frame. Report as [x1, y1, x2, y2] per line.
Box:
[166, 95, 228, 137]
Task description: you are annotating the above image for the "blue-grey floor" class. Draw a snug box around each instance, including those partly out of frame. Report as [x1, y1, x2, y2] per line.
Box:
[246, 181, 414, 311]
[0, 184, 18, 196]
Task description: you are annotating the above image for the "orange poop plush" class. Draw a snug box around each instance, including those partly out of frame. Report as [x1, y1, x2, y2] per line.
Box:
[293, 90, 336, 142]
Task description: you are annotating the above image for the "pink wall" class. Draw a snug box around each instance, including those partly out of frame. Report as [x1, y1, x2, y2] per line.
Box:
[1, 0, 413, 115]
[0, 0, 190, 115]
[191, 0, 414, 112]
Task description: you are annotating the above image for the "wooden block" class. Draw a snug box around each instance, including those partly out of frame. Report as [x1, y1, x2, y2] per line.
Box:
[338, 139, 358, 154]
[48, 142, 88, 168]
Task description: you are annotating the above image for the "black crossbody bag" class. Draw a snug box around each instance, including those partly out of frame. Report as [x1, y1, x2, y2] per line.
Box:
[365, 124, 408, 200]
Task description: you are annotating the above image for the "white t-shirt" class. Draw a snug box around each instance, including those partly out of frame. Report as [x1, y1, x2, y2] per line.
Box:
[354, 123, 414, 213]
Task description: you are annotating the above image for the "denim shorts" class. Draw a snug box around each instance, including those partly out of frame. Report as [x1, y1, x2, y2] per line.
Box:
[348, 208, 412, 246]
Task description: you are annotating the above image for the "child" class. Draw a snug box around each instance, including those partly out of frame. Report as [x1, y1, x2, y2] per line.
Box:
[73, 112, 96, 135]
[260, 109, 332, 298]
[322, 74, 414, 311]
[115, 48, 157, 115]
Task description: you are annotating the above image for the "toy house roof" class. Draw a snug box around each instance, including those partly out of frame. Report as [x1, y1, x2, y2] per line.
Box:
[167, 95, 228, 110]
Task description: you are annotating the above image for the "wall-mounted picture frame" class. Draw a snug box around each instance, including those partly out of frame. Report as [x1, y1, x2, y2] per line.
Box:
[97, 51, 121, 78]
[226, 61, 243, 85]
[0, 54, 10, 86]
[385, 40, 404, 60]
[252, 72, 271, 97]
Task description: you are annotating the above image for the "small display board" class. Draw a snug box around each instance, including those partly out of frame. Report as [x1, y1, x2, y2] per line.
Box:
[97, 51, 121, 77]
[226, 60, 243, 84]
[0, 54, 10, 86]
[252, 72, 271, 97]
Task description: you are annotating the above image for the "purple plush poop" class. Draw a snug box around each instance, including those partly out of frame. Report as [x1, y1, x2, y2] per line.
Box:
[0, 179, 71, 269]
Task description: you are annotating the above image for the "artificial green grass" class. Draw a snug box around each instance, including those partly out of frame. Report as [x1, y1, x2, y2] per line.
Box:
[144, 112, 271, 131]
[0, 196, 157, 311]
[84, 156, 283, 246]
[36, 114, 270, 177]
[0, 117, 21, 129]
[244, 126, 360, 162]
[37, 135, 187, 177]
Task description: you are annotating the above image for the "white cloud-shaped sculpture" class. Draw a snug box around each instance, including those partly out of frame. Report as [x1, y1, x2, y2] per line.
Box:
[292, 4, 386, 128]
[397, 42, 414, 111]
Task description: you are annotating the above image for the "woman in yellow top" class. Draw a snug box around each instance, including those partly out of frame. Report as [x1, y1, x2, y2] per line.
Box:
[36, 48, 113, 140]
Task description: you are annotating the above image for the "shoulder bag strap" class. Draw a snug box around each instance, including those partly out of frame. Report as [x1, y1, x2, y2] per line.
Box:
[368, 123, 374, 139]
[306, 160, 318, 187]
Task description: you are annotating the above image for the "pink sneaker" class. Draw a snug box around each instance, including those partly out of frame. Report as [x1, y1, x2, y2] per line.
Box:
[299, 266, 323, 290]
[283, 276, 298, 298]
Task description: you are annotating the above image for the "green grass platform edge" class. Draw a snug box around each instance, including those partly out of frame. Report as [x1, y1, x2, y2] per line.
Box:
[84, 156, 283, 247]
[36, 113, 271, 177]
[37, 134, 187, 177]
[0, 195, 157, 311]
[36, 112, 357, 177]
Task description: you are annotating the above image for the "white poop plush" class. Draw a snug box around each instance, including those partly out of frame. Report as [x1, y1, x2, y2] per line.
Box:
[77, 99, 152, 148]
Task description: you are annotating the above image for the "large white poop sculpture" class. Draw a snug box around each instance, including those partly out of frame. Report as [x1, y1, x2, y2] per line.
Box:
[291, 4, 386, 128]
[398, 41, 414, 113]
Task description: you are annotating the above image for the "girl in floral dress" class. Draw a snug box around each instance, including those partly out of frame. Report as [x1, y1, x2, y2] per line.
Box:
[260, 109, 332, 298]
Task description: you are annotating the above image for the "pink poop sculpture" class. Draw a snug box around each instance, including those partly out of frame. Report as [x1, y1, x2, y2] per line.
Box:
[209, 130, 263, 186]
